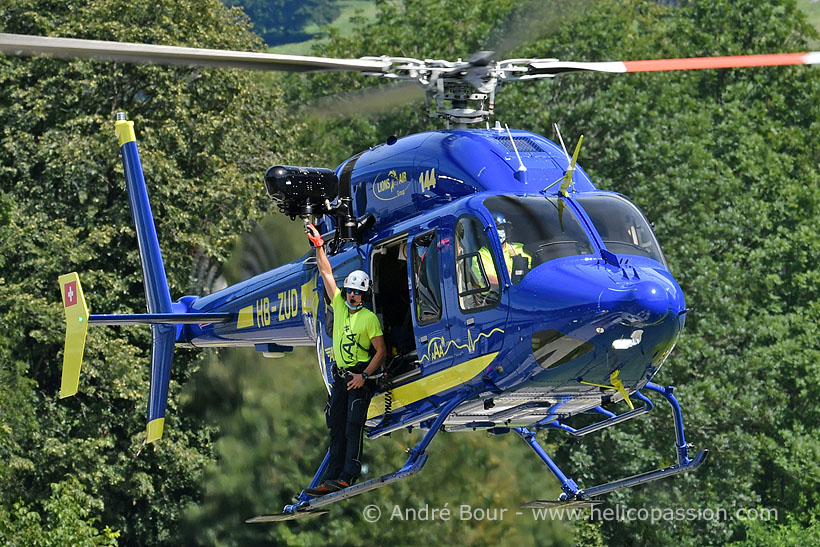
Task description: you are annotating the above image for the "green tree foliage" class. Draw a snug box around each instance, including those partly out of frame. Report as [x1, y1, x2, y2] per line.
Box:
[0, 476, 120, 546]
[222, 0, 341, 46]
[3, 0, 820, 545]
[497, 1, 820, 544]
[0, 0, 299, 543]
[279, 0, 819, 544]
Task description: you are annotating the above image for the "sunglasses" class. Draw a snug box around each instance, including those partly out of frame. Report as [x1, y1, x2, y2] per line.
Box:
[344, 288, 363, 295]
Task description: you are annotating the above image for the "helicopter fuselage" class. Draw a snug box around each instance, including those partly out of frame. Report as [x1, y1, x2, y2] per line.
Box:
[176, 127, 685, 438]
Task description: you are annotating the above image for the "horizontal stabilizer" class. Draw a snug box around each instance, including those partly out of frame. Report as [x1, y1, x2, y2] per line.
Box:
[58, 272, 89, 398]
[88, 312, 231, 326]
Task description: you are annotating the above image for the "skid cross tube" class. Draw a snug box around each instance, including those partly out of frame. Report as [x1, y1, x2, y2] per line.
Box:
[282, 390, 470, 514]
[540, 391, 654, 437]
[519, 383, 708, 502]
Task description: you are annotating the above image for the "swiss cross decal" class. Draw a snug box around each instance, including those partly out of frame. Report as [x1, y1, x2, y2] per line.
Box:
[64, 281, 78, 307]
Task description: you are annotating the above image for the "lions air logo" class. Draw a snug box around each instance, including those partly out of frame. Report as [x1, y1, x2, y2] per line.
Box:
[373, 170, 409, 201]
[419, 328, 504, 364]
[420, 168, 436, 192]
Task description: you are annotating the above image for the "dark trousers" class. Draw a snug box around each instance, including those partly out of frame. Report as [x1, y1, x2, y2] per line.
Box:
[324, 364, 373, 483]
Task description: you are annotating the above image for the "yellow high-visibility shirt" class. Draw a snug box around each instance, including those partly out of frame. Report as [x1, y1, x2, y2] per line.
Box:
[331, 288, 383, 368]
[476, 242, 532, 281]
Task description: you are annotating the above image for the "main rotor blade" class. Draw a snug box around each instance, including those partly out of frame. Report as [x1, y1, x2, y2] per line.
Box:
[0, 33, 391, 73]
[527, 51, 820, 75]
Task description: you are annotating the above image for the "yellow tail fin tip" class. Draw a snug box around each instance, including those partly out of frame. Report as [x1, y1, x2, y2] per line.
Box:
[146, 418, 165, 443]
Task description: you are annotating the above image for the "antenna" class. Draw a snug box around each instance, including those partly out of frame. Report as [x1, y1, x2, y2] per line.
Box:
[505, 124, 527, 182]
[553, 123, 570, 161]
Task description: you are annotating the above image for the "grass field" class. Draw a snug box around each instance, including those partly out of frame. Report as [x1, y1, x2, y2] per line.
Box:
[797, 0, 820, 48]
[270, 0, 376, 55]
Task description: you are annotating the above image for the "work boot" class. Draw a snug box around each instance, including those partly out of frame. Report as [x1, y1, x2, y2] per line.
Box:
[305, 479, 349, 497]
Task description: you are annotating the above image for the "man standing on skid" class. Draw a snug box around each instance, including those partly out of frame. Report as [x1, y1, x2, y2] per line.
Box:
[305, 224, 386, 495]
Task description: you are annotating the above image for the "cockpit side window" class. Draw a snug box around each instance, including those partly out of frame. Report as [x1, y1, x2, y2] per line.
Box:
[411, 230, 443, 325]
[454, 215, 501, 312]
[575, 194, 666, 265]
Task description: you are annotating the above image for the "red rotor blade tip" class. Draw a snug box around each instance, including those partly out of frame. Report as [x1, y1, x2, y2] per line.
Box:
[624, 52, 817, 73]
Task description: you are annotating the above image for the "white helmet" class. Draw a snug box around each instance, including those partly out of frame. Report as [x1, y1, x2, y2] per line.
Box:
[343, 270, 371, 292]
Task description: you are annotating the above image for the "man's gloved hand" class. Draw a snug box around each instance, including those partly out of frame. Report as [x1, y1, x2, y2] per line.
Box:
[305, 222, 324, 247]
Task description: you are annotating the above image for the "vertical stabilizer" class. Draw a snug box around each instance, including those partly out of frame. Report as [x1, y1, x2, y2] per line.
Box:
[116, 113, 175, 442]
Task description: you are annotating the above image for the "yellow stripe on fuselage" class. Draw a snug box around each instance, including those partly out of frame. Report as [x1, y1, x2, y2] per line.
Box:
[367, 352, 498, 420]
[236, 305, 254, 329]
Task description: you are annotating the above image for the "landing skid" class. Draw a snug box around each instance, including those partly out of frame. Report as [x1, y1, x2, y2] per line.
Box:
[247, 383, 706, 521]
[247, 391, 469, 523]
[518, 382, 708, 505]
[521, 499, 602, 509]
[246, 510, 328, 523]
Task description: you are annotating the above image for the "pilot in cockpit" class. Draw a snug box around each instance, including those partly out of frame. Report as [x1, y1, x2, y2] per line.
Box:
[477, 212, 532, 285]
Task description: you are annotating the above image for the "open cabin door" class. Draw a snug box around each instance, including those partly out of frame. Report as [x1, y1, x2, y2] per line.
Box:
[371, 235, 416, 383]
[371, 223, 453, 387]
[405, 227, 453, 377]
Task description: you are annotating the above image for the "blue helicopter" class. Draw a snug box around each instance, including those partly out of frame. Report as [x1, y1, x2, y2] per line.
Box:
[2, 33, 817, 521]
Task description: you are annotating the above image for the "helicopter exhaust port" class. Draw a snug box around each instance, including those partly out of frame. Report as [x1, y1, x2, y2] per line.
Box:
[264, 165, 338, 219]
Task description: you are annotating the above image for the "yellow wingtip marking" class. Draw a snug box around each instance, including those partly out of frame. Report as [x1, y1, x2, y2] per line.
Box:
[58, 272, 89, 398]
[146, 418, 165, 443]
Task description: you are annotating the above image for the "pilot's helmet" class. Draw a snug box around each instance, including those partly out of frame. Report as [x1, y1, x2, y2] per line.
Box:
[343, 270, 371, 292]
[492, 212, 512, 244]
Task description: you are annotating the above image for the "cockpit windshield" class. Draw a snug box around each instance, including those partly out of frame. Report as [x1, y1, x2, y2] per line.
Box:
[483, 195, 593, 284]
[575, 194, 666, 265]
